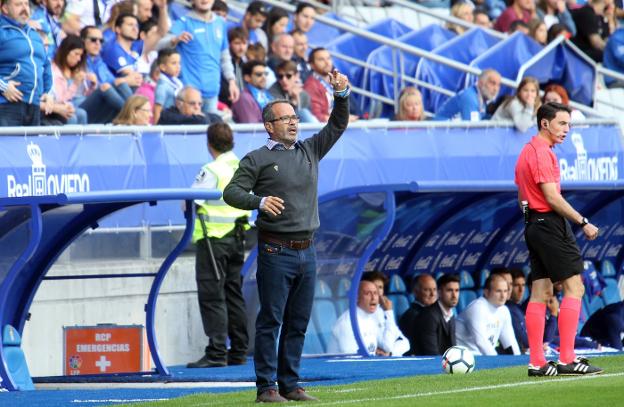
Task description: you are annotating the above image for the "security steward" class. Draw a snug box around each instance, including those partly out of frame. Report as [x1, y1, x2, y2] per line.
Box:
[187, 122, 251, 368]
[515, 102, 602, 378]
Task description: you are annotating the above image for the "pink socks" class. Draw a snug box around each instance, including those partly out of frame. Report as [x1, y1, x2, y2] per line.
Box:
[558, 297, 581, 364]
[526, 302, 547, 367]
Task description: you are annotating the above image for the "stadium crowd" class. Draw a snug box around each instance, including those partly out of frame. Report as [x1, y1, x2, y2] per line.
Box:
[1, 0, 623, 127]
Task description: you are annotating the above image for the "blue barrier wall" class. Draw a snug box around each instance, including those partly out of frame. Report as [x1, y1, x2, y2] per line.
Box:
[1, 121, 621, 214]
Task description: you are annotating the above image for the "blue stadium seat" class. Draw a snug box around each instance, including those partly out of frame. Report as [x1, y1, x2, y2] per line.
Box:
[601, 260, 617, 278]
[315, 279, 333, 298]
[601, 278, 621, 305]
[583, 295, 605, 318]
[311, 298, 338, 352]
[388, 274, 407, 293]
[303, 319, 324, 355]
[459, 271, 475, 289]
[387, 293, 410, 321]
[478, 269, 490, 288]
[336, 277, 351, 297]
[2, 325, 34, 390]
[457, 290, 477, 314]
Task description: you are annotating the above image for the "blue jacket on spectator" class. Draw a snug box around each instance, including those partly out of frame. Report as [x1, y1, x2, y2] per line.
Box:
[87, 54, 115, 85]
[604, 28, 624, 87]
[435, 86, 490, 121]
[0, 14, 52, 105]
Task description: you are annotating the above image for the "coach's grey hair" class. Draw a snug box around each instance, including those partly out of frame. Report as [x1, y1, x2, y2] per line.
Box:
[262, 100, 297, 123]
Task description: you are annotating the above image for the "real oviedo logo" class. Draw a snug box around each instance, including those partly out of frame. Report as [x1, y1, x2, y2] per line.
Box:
[559, 132, 618, 181]
[6, 142, 91, 197]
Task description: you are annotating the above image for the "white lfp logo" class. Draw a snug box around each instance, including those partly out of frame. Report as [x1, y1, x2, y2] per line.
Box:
[560, 132, 618, 181]
[6, 142, 91, 197]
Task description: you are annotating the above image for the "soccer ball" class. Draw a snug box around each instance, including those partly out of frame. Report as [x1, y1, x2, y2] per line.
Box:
[442, 346, 475, 374]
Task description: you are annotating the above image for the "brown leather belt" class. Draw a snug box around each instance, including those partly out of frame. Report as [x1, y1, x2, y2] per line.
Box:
[259, 232, 312, 250]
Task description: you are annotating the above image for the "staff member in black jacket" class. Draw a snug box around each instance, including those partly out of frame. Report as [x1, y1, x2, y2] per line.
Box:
[223, 69, 350, 403]
[413, 274, 460, 355]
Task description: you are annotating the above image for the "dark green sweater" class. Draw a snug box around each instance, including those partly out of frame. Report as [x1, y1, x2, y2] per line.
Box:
[223, 96, 349, 239]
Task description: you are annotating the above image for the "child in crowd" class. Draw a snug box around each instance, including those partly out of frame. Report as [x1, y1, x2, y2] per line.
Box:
[153, 48, 183, 125]
[135, 61, 161, 124]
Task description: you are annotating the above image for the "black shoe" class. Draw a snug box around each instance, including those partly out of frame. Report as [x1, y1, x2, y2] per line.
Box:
[557, 357, 604, 375]
[528, 361, 558, 377]
[227, 356, 247, 366]
[186, 354, 227, 368]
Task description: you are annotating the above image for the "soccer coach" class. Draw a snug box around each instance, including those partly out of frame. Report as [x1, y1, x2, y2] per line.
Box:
[515, 102, 602, 377]
[223, 69, 350, 403]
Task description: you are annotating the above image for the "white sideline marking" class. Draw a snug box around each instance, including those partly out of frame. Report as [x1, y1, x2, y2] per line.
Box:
[71, 399, 170, 404]
[38, 381, 255, 390]
[327, 357, 435, 363]
[314, 372, 624, 406]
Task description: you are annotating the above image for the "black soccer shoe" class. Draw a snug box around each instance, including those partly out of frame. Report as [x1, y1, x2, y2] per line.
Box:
[528, 361, 558, 377]
[557, 357, 604, 375]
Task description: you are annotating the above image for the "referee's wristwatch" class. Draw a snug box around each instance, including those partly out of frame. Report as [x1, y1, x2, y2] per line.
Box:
[580, 217, 589, 227]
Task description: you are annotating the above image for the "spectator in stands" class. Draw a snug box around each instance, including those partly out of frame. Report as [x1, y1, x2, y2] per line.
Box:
[167, 0, 239, 115]
[509, 19, 530, 35]
[604, 27, 624, 88]
[506, 269, 529, 352]
[456, 274, 521, 355]
[51, 34, 92, 124]
[228, 27, 248, 91]
[31, 0, 63, 55]
[473, 8, 493, 28]
[528, 19, 548, 45]
[65, 0, 104, 28]
[491, 268, 513, 301]
[291, 29, 312, 83]
[101, 13, 144, 87]
[211, 0, 227, 19]
[0, 0, 54, 126]
[246, 42, 266, 62]
[60, 1, 82, 37]
[542, 83, 586, 120]
[571, 0, 614, 62]
[267, 33, 295, 72]
[492, 76, 540, 132]
[447, 1, 475, 35]
[153, 48, 182, 124]
[399, 273, 437, 352]
[240, 0, 268, 50]
[80, 25, 133, 123]
[231, 60, 272, 123]
[158, 85, 221, 124]
[580, 301, 624, 351]
[263, 6, 289, 46]
[411, 274, 460, 356]
[101, 0, 136, 46]
[304, 47, 357, 123]
[135, 18, 162, 76]
[269, 60, 317, 123]
[536, 0, 577, 37]
[293, 2, 316, 33]
[327, 280, 410, 356]
[134, 60, 158, 123]
[435, 68, 501, 121]
[483, 0, 507, 20]
[547, 22, 571, 42]
[393, 87, 425, 121]
[494, 0, 537, 33]
[112, 94, 152, 124]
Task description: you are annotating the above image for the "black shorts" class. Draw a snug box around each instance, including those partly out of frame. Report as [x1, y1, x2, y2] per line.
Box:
[524, 211, 583, 283]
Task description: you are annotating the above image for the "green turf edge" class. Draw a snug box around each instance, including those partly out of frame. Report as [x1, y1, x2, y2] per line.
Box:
[110, 354, 624, 407]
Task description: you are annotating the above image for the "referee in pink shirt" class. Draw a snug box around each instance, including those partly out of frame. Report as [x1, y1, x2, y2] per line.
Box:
[515, 102, 603, 377]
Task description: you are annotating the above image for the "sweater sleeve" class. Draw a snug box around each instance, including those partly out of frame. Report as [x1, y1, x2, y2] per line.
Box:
[305, 93, 350, 159]
[223, 153, 264, 210]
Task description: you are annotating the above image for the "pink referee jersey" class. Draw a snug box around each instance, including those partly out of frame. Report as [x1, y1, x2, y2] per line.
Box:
[514, 136, 561, 213]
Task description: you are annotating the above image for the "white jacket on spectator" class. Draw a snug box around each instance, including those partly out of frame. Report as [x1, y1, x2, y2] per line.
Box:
[456, 296, 520, 355]
[327, 306, 410, 356]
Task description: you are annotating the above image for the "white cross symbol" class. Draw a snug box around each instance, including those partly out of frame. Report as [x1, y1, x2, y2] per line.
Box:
[95, 355, 111, 372]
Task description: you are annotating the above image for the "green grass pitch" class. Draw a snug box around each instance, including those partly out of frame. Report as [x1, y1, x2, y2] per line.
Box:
[115, 354, 624, 406]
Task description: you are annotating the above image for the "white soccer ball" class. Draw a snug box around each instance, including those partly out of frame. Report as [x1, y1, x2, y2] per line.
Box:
[442, 346, 475, 374]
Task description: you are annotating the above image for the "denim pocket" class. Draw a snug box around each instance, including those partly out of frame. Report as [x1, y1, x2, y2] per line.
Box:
[262, 242, 282, 255]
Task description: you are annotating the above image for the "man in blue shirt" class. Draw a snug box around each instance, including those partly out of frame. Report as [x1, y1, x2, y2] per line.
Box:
[604, 27, 624, 88]
[80, 25, 136, 123]
[0, 0, 53, 126]
[435, 69, 501, 121]
[166, 0, 239, 115]
[101, 13, 144, 85]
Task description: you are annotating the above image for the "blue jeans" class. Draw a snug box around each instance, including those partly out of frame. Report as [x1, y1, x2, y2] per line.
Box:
[254, 240, 316, 394]
[0, 102, 40, 126]
[202, 96, 219, 115]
